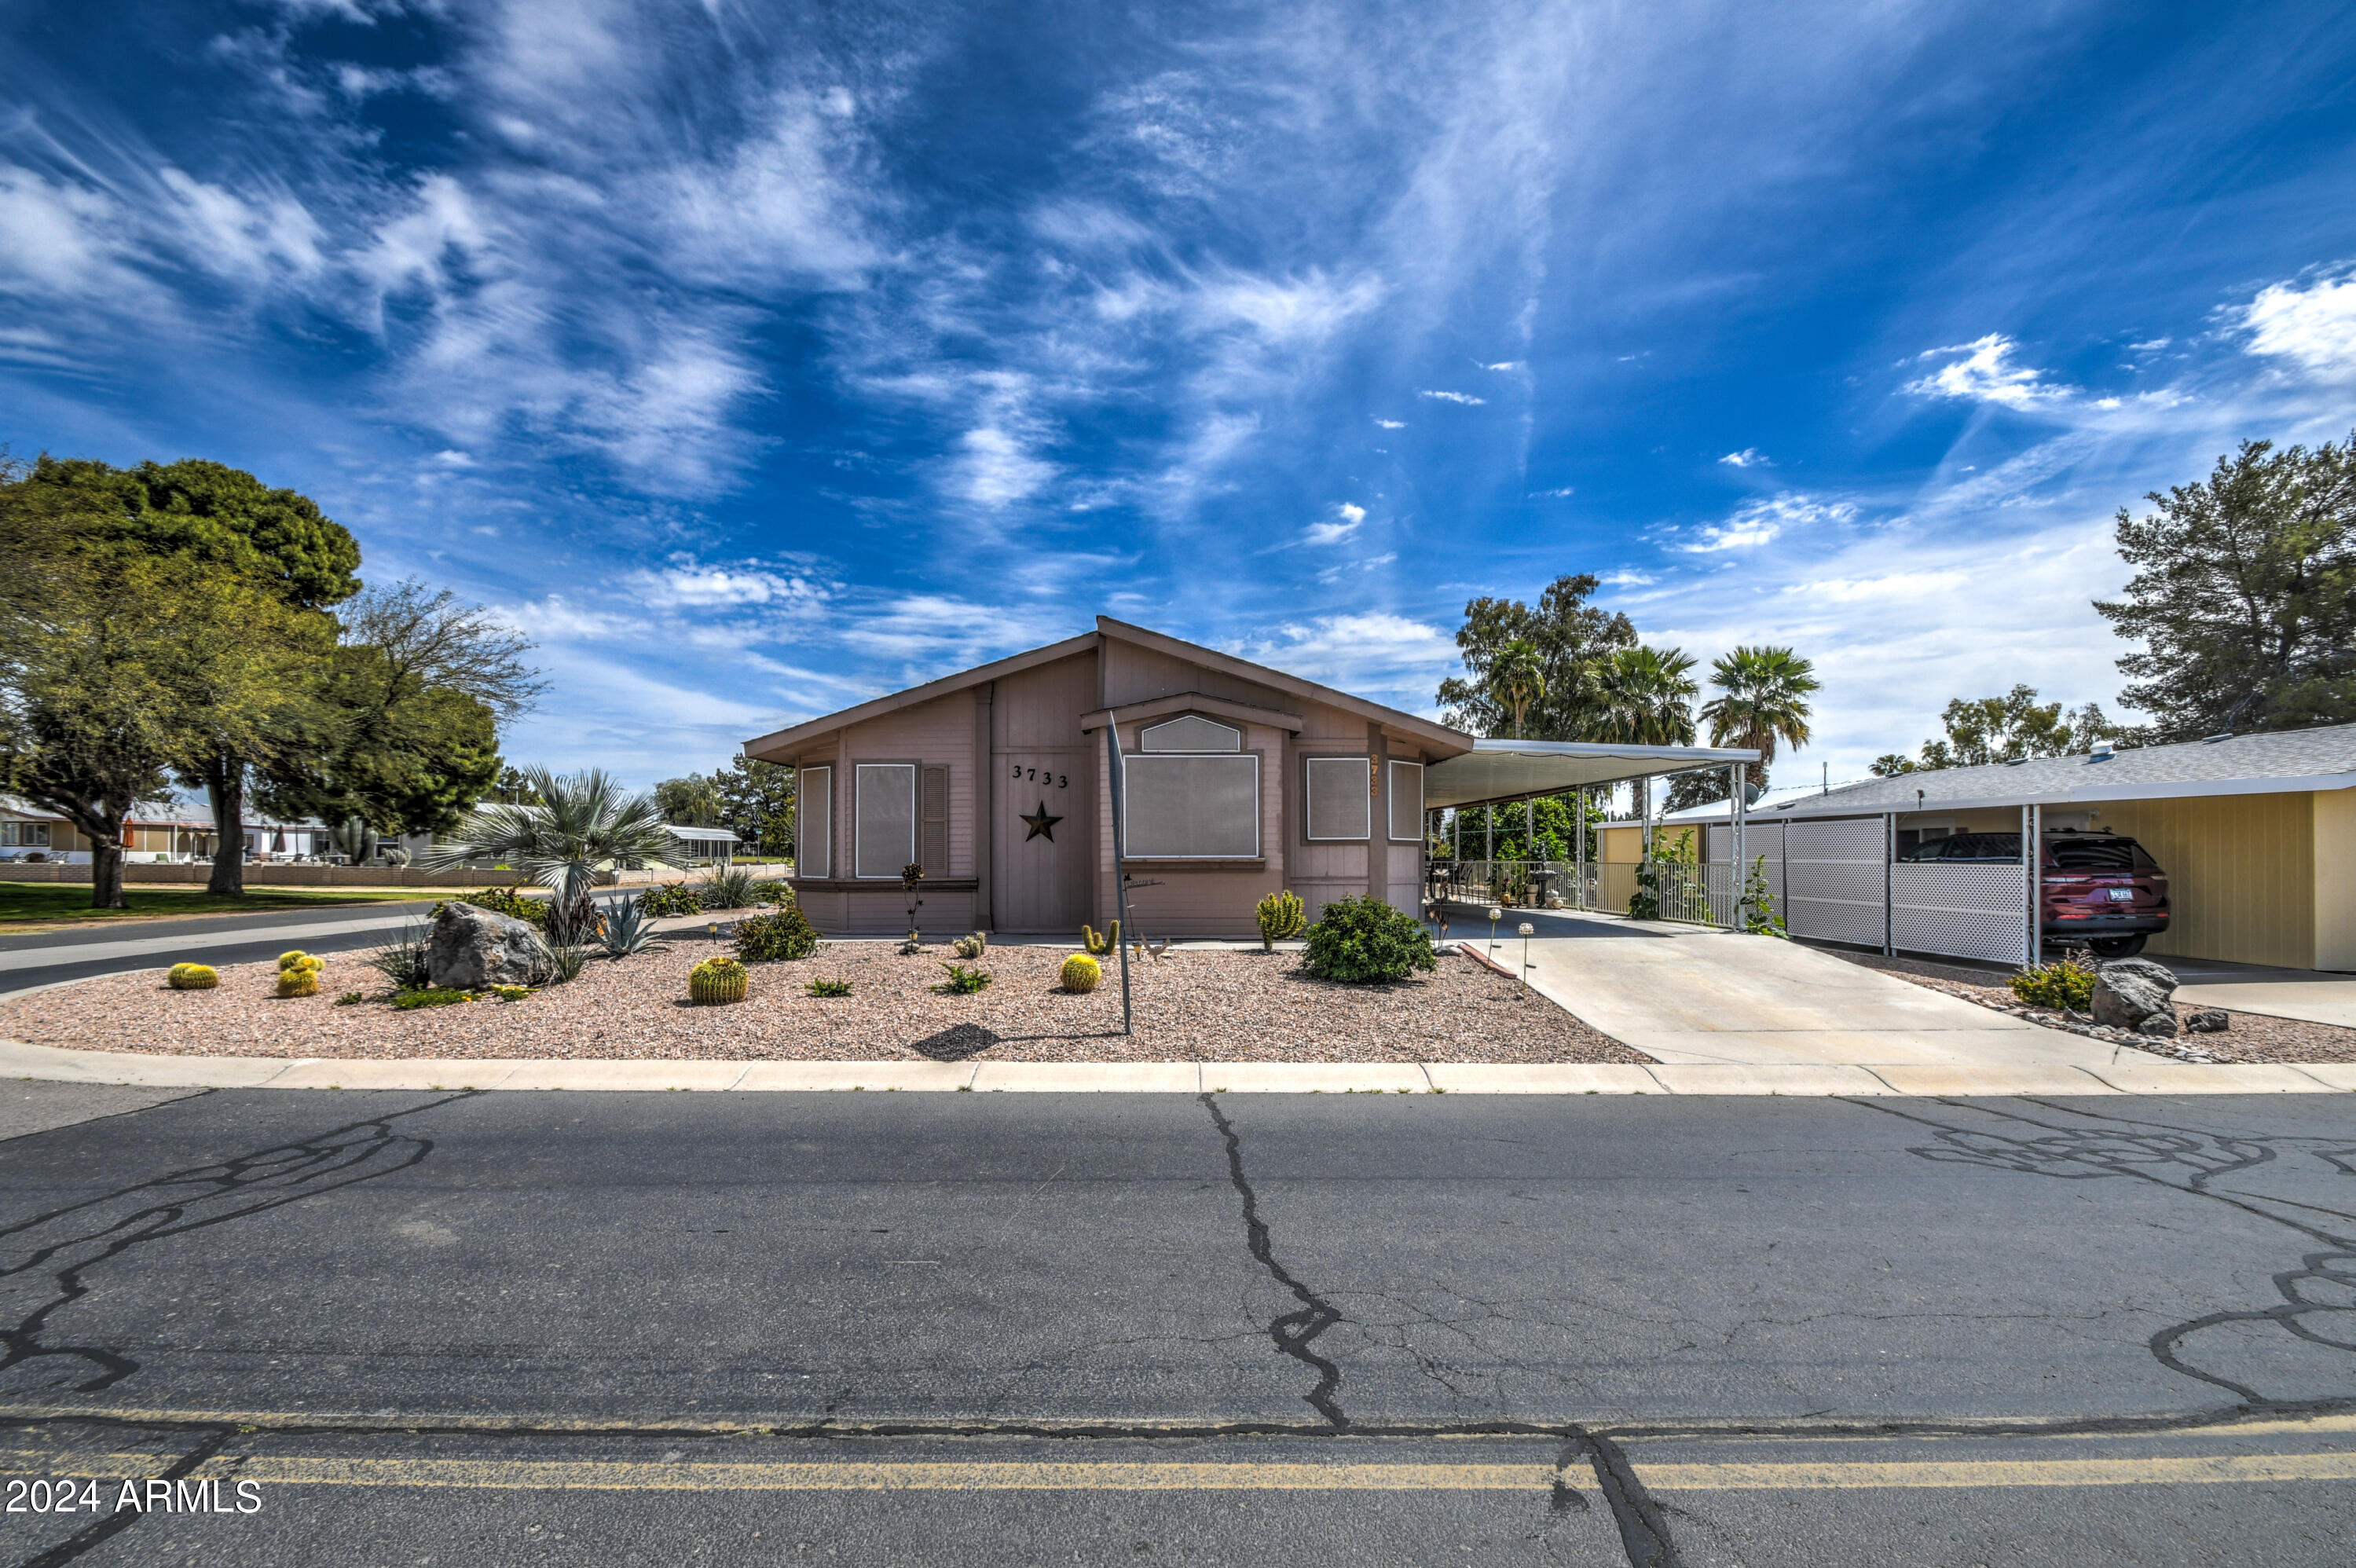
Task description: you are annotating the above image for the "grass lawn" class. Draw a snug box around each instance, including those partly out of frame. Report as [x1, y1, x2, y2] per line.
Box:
[0, 882, 439, 932]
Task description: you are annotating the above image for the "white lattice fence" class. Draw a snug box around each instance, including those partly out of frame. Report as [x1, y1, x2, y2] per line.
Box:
[1892, 862, 2028, 965]
[1784, 817, 1885, 947]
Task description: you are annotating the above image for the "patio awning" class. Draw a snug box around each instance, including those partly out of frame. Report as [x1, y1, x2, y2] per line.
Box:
[1423, 740, 1760, 810]
[662, 824, 742, 843]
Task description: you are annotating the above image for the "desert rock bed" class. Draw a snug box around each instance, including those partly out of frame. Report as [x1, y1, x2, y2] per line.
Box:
[1838, 951, 2356, 1064]
[1, 943, 1648, 1065]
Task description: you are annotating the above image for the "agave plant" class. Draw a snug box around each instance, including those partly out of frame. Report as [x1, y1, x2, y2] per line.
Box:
[595, 896, 667, 959]
[697, 865, 758, 910]
[425, 768, 686, 943]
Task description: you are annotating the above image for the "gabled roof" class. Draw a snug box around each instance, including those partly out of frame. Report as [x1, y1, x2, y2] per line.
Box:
[741, 618, 1475, 760]
[1753, 723, 2356, 819]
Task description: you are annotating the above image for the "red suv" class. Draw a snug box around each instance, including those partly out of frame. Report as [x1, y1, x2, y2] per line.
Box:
[1896, 830, 2171, 958]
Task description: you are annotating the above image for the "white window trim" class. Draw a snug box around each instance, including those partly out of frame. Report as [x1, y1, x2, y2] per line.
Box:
[798, 766, 833, 879]
[1387, 760, 1425, 841]
[853, 762, 917, 880]
[1303, 754, 1372, 841]
[1121, 752, 1262, 859]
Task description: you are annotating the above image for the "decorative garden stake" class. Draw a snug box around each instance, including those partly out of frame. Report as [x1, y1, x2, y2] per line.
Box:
[1518, 922, 1535, 993]
[1486, 904, 1504, 960]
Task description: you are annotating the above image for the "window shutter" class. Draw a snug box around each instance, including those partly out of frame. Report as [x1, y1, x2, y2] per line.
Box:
[920, 765, 951, 877]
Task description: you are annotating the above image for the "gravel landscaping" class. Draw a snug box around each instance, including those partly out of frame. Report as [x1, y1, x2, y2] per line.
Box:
[1837, 951, 2356, 1064]
[1, 941, 1647, 1064]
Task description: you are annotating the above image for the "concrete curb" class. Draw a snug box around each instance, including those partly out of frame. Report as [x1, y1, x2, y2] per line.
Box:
[2, 1037, 2349, 1095]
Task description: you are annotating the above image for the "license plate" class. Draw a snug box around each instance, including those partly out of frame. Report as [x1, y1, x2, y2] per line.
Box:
[2105, 888, 2134, 902]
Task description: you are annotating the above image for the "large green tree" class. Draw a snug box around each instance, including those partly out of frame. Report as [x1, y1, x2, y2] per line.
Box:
[2094, 434, 2356, 739]
[652, 757, 796, 856]
[18, 456, 364, 892]
[1437, 574, 1636, 738]
[1871, 685, 2118, 774]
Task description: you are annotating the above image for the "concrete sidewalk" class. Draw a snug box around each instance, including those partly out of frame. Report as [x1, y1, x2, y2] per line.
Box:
[2, 1037, 2347, 1095]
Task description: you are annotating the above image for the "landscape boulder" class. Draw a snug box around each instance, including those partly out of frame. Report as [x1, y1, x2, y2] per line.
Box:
[2090, 957, 2178, 1031]
[427, 901, 545, 989]
[2186, 1009, 2231, 1034]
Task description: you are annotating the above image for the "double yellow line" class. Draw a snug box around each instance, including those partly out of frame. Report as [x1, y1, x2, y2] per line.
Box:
[10, 1452, 2356, 1493]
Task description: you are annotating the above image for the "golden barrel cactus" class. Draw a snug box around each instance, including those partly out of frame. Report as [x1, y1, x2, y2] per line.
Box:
[167, 963, 219, 991]
[1060, 954, 1101, 992]
[276, 969, 320, 998]
[690, 955, 750, 1006]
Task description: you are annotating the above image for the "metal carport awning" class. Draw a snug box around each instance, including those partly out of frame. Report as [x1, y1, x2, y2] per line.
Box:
[1423, 740, 1761, 810]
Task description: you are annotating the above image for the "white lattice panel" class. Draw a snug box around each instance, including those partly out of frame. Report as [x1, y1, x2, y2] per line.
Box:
[1784, 817, 1885, 946]
[1892, 863, 2027, 965]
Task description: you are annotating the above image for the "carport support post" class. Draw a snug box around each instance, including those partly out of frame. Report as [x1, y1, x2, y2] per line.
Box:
[2024, 803, 2042, 967]
[1574, 786, 1586, 911]
[1729, 762, 1747, 932]
[1882, 813, 1896, 957]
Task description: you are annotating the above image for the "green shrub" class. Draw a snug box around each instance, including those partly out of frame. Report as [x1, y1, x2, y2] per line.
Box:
[1255, 889, 1306, 951]
[489, 984, 535, 1002]
[392, 987, 475, 1010]
[749, 877, 793, 905]
[735, 907, 820, 962]
[2010, 957, 2097, 1013]
[698, 866, 758, 910]
[1060, 954, 1101, 992]
[167, 963, 219, 991]
[935, 962, 992, 995]
[1302, 894, 1438, 985]
[807, 976, 852, 998]
[636, 883, 704, 918]
[335, 991, 365, 1006]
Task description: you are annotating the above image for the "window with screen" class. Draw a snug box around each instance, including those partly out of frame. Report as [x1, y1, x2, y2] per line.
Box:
[1138, 714, 1241, 752]
[797, 767, 832, 878]
[1304, 756, 1371, 841]
[1123, 753, 1259, 858]
[1387, 760, 1423, 841]
[854, 763, 915, 878]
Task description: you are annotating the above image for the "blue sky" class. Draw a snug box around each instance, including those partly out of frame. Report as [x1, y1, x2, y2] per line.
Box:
[5, 0, 2354, 788]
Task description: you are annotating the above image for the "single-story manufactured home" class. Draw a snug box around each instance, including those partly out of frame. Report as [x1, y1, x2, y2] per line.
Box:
[1639, 725, 2356, 971]
[743, 616, 1756, 940]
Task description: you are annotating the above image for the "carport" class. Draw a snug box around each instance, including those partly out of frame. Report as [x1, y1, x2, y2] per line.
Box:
[1422, 738, 1760, 929]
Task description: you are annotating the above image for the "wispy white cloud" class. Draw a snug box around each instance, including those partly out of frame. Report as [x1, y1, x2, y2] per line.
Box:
[1373, 417, 1405, 428]
[2237, 266, 2356, 377]
[1418, 388, 1486, 405]
[1717, 447, 1770, 467]
[1527, 486, 1574, 498]
[1682, 492, 1853, 552]
[1479, 360, 1522, 371]
[1304, 501, 1368, 545]
[1906, 334, 2072, 408]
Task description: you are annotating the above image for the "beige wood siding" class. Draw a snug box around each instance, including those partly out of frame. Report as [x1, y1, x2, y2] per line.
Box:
[840, 692, 977, 877]
[2094, 794, 2316, 969]
[2317, 788, 2356, 971]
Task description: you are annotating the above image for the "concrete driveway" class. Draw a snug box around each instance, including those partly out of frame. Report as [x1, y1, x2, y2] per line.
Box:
[2168, 958, 2356, 1028]
[1479, 907, 2125, 1079]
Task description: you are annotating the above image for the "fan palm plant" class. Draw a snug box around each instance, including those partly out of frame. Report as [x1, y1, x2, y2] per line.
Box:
[424, 768, 684, 941]
[1592, 645, 1698, 746]
[1487, 639, 1548, 738]
[1700, 646, 1819, 789]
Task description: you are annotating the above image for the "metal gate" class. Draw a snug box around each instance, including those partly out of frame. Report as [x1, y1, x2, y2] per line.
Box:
[1783, 817, 1886, 947]
[1893, 862, 2028, 965]
[1750, 813, 2030, 967]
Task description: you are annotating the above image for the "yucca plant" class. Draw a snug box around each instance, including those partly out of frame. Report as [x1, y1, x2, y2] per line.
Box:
[697, 865, 758, 910]
[425, 767, 686, 943]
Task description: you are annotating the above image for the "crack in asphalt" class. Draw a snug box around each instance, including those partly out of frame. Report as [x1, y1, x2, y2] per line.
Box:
[1200, 1093, 1348, 1429]
[0, 1094, 467, 1395]
[1858, 1096, 2356, 1407]
[11, 1426, 229, 1568]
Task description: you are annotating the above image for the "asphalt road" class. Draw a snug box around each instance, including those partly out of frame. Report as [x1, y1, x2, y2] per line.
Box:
[0, 892, 641, 996]
[4, 1086, 2354, 1565]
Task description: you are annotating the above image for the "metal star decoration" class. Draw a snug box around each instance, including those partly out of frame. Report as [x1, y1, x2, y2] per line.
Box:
[1020, 800, 1063, 842]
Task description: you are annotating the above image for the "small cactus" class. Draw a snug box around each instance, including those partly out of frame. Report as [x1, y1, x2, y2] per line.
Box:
[1255, 889, 1306, 951]
[1061, 954, 1101, 992]
[277, 949, 309, 969]
[1080, 921, 1119, 956]
[690, 955, 749, 1006]
[276, 969, 320, 998]
[167, 963, 218, 991]
[951, 931, 987, 960]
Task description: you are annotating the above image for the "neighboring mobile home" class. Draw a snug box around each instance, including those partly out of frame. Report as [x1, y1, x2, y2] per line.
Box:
[743, 617, 1477, 939]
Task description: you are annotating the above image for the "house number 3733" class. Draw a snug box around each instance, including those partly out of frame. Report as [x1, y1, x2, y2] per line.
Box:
[1013, 766, 1068, 788]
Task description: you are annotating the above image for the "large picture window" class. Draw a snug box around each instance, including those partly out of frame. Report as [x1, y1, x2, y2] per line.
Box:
[1123, 753, 1259, 859]
[797, 767, 832, 878]
[1387, 760, 1424, 841]
[854, 763, 916, 879]
[1304, 756, 1371, 841]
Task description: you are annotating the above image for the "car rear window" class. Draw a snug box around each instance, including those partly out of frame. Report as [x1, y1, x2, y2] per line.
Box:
[2047, 836, 2158, 871]
[1940, 833, 2022, 861]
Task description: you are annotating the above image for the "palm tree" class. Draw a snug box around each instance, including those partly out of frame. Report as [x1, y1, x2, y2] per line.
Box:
[1700, 646, 1819, 789]
[1592, 645, 1698, 746]
[425, 767, 685, 940]
[1487, 639, 1548, 738]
